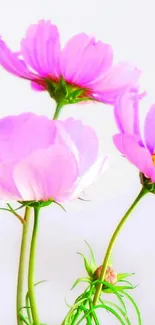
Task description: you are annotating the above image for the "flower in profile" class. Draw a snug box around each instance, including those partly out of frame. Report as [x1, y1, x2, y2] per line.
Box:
[0, 113, 106, 202]
[113, 89, 155, 184]
[0, 20, 140, 108]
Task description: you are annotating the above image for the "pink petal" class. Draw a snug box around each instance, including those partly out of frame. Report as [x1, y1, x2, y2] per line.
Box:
[0, 113, 57, 163]
[0, 160, 21, 200]
[144, 104, 155, 154]
[30, 81, 45, 91]
[14, 145, 78, 202]
[0, 38, 32, 78]
[71, 155, 108, 199]
[21, 20, 61, 78]
[61, 33, 113, 86]
[55, 118, 99, 175]
[91, 63, 141, 104]
[114, 88, 142, 143]
[113, 133, 153, 177]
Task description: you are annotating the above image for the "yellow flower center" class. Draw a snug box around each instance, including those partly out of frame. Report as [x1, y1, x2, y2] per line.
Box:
[152, 153, 155, 166]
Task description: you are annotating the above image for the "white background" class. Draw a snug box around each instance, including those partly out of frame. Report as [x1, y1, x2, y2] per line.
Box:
[0, 0, 155, 324]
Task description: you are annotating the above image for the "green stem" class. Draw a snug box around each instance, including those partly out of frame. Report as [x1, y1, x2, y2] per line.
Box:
[16, 206, 31, 325]
[93, 186, 148, 306]
[28, 207, 40, 325]
[53, 102, 64, 120]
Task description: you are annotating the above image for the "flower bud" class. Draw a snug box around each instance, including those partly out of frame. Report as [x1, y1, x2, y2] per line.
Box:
[93, 265, 117, 285]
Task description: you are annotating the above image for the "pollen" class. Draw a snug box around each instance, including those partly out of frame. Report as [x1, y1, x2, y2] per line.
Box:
[152, 153, 155, 166]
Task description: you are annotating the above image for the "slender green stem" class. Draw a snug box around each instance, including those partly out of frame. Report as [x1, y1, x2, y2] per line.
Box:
[93, 187, 148, 306]
[53, 102, 64, 120]
[28, 207, 40, 325]
[16, 207, 31, 325]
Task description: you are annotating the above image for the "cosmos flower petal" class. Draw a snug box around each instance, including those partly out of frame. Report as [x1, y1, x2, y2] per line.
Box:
[113, 133, 153, 177]
[71, 155, 108, 199]
[61, 32, 113, 85]
[55, 118, 99, 175]
[0, 160, 21, 200]
[0, 113, 57, 163]
[14, 145, 78, 202]
[144, 104, 155, 154]
[0, 38, 32, 78]
[114, 88, 143, 143]
[91, 63, 141, 104]
[21, 20, 61, 77]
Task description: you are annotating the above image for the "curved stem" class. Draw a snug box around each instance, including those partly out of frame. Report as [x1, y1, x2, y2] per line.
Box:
[53, 102, 64, 120]
[16, 207, 31, 325]
[93, 187, 148, 306]
[28, 207, 40, 325]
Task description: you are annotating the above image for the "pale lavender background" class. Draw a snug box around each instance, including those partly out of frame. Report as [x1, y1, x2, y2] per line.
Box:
[0, 0, 154, 324]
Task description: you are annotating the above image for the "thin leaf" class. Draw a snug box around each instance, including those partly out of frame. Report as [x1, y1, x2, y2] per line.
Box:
[84, 240, 97, 271]
[70, 308, 83, 325]
[122, 291, 142, 325]
[53, 200, 66, 212]
[18, 309, 30, 325]
[78, 197, 91, 202]
[119, 279, 134, 287]
[91, 310, 100, 325]
[89, 299, 100, 325]
[101, 299, 131, 325]
[0, 207, 11, 212]
[17, 201, 34, 209]
[25, 293, 32, 323]
[97, 281, 127, 313]
[103, 285, 135, 293]
[71, 277, 91, 290]
[0, 205, 25, 224]
[63, 297, 88, 325]
[117, 273, 135, 281]
[77, 252, 93, 277]
[75, 287, 92, 303]
[80, 304, 92, 325]
[25, 280, 47, 322]
[76, 304, 126, 325]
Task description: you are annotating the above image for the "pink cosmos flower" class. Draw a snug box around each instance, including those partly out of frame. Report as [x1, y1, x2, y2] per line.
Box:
[113, 89, 155, 182]
[0, 20, 140, 105]
[0, 113, 106, 202]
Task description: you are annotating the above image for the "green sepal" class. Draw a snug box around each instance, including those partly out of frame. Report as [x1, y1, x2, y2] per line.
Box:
[45, 77, 93, 106]
[103, 285, 135, 293]
[21, 199, 54, 208]
[119, 279, 134, 287]
[117, 273, 135, 281]
[17, 199, 66, 212]
[45, 78, 58, 93]
[69, 88, 84, 98]
[71, 277, 92, 290]
[77, 252, 93, 277]
[139, 172, 155, 194]
[84, 241, 97, 272]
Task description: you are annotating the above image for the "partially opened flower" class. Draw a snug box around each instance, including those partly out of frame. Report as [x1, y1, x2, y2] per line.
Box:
[0, 113, 106, 202]
[0, 20, 140, 109]
[113, 89, 155, 184]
